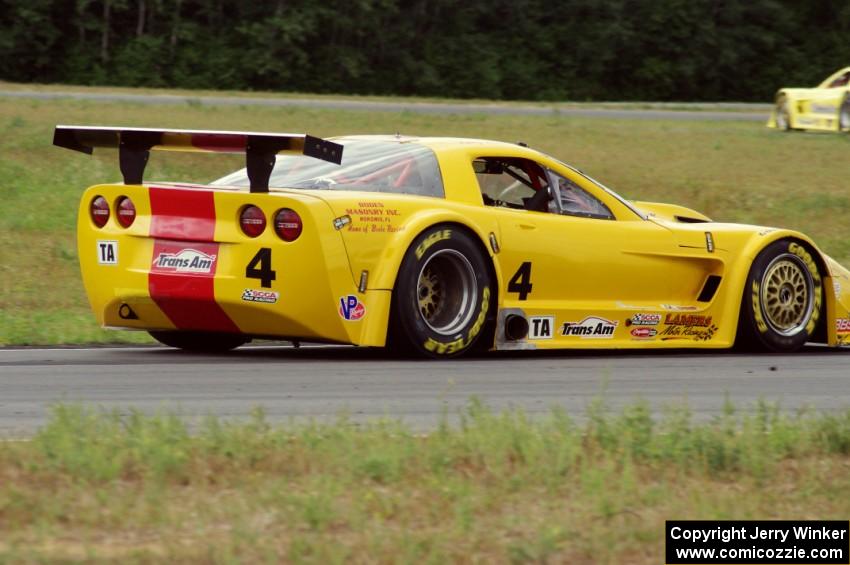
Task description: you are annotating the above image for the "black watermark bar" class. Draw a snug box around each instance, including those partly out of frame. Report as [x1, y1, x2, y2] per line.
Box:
[666, 521, 849, 564]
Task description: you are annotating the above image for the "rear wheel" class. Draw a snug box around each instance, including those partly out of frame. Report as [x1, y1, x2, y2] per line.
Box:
[737, 239, 823, 352]
[148, 331, 249, 352]
[390, 226, 493, 358]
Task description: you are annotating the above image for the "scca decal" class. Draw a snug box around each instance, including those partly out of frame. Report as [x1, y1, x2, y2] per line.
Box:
[339, 295, 366, 321]
[626, 313, 660, 327]
[242, 289, 279, 304]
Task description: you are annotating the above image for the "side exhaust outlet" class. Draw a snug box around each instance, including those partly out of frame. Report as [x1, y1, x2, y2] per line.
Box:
[504, 314, 529, 341]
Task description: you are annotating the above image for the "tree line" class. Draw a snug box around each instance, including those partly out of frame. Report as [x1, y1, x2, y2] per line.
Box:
[2, 0, 849, 102]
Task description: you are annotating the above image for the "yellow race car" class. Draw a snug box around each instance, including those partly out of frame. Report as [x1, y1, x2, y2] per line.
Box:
[768, 67, 850, 132]
[54, 126, 850, 357]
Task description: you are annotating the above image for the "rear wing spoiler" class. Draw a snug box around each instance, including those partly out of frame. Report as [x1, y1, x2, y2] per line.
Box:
[53, 125, 344, 193]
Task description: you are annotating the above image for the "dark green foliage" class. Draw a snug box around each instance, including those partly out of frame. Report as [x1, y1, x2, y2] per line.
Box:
[2, 0, 850, 100]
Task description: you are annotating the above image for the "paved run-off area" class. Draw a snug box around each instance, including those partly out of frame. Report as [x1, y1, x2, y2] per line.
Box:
[0, 345, 847, 435]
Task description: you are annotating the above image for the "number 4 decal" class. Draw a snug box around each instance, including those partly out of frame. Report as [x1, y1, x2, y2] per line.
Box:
[508, 261, 533, 300]
[246, 248, 276, 288]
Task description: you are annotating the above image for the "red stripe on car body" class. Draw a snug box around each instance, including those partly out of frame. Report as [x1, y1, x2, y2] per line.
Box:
[148, 189, 240, 333]
[150, 187, 217, 241]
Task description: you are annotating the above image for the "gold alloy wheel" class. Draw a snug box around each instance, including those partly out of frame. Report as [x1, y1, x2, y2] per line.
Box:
[416, 249, 477, 335]
[759, 253, 814, 336]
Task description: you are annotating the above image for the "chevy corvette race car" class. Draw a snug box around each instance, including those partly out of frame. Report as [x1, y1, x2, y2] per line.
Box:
[768, 67, 850, 132]
[54, 126, 850, 357]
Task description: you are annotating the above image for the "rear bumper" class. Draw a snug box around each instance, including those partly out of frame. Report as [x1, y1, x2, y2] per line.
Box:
[78, 183, 388, 346]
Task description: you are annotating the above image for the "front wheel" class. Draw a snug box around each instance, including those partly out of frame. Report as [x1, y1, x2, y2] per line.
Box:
[148, 331, 249, 352]
[737, 239, 823, 352]
[390, 226, 494, 358]
[775, 96, 792, 131]
[839, 97, 850, 132]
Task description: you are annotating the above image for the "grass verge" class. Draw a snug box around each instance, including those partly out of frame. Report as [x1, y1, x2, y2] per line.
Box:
[1, 88, 849, 344]
[1, 399, 849, 562]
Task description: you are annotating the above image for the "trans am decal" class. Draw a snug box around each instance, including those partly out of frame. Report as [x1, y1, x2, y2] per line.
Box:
[561, 316, 617, 338]
[153, 248, 217, 274]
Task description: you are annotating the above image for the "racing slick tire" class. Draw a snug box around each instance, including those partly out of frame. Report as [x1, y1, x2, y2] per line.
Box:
[148, 330, 249, 352]
[775, 96, 793, 131]
[389, 225, 494, 358]
[737, 239, 823, 352]
[839, 96, 850, 132]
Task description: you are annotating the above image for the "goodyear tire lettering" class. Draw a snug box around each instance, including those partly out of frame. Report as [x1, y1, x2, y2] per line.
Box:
[423, 287, 490, 355]
[415, 229, 451, 259]
[751, 280, 768, 333]
[788, 242, 823, 333]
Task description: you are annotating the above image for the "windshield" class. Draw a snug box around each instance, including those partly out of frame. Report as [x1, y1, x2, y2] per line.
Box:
[212, 139, 445, 197]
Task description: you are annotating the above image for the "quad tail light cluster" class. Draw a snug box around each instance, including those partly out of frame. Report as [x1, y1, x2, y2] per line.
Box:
[89, 196, 302, 242]
[90, 195, 137, 228]
[240, 205, 302, 241]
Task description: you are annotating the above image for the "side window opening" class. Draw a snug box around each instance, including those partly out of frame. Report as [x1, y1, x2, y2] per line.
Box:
[473, 157, 555, 213]
[549, 170, 615, 220]
[828, 72, 850, 88]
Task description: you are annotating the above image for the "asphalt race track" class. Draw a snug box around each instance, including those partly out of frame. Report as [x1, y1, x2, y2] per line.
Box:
[1, 345, 848, 435]
[0, 89, 771, 121]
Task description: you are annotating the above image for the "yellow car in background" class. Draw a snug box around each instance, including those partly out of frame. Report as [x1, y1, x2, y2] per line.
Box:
[55, 126, 850, 357]
[768, 67, 850, 132]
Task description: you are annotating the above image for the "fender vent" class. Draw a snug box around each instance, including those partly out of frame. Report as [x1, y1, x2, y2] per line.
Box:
[675, 215, 709, 223]
[697, 275, 722, 303]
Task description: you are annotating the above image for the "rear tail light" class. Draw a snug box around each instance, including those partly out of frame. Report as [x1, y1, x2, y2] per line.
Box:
[116, 196, 136, 228]
[274, 208, 303, 242]
[239, 205, 266, 237]
[90, 195, 110, 228]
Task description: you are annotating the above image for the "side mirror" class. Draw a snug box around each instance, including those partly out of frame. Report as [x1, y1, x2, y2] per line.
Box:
[473, 159, 504, 175]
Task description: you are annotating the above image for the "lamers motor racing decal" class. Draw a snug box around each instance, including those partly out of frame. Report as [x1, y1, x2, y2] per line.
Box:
[664, 313, 712, 327]
[153, 248, 217, 274]
[561, 316, 617, 338]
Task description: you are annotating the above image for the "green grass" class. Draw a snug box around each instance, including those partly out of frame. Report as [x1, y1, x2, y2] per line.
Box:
[1, 87, 849, 344]
[1, 399, 849, 562]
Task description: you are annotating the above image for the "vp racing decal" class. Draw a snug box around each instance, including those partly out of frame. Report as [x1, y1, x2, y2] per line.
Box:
[339, 295, 366, 321]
